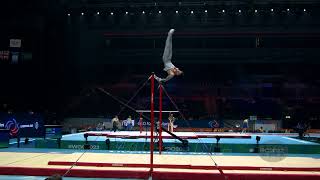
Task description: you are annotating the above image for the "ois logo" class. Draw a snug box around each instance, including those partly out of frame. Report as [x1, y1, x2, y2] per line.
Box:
[5, 118, 19, 136]
[208, 120, 219, 128]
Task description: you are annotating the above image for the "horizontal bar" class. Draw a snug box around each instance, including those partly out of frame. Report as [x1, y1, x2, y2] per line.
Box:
[136, 110, 179, 113]
[84, 132, 252, 139]
[104, 32, 320, 37]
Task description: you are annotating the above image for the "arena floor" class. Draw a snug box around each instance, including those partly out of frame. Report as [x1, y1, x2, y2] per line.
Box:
[0, 131, 320, 179]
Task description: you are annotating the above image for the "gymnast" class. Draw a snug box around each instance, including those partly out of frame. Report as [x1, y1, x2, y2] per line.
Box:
[154, 29, 183, 83]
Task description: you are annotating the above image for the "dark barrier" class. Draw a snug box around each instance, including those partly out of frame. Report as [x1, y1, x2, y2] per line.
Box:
[138, 119, 221, 128]
[0, 112, 44, 138]
[0, 129, 9, 148]
[45, 125, 62, 139]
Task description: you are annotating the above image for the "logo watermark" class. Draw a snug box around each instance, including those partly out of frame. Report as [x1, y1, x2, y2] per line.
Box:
[258, 140, 288, 162]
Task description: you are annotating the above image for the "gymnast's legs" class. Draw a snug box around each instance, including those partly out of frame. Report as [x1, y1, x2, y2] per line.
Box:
[162, 29, 174, 66]
[155, 29, 182, 83]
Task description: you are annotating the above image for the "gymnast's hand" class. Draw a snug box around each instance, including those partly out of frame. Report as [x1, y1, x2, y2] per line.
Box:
[159, 78, 166, 83]
[154, 75, 162, 82]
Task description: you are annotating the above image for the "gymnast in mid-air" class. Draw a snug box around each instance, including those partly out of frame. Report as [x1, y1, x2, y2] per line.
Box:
[155, 29, 183, 83]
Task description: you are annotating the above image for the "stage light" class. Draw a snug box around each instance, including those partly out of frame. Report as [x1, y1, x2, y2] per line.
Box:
[222, 9, 225, 13]
[142, 11, 145, 14]
[191, 10, 194, 14]
[238, 10, 241, 13]
[126, 11, 128, 15]
[271, 8, 274, 12]
[81, 12, 84, 16]
[110, 12, 114, 15]
[205, 10, 208, 13]
[97, 12, 99, 15]
[176, 10, 178, 14]
[159, 10, 161, 14]
[255, 9, 258, 13]
[287, 8, 290, 12]
[304, 9, 306, 12]
[67, 13, 70, 16]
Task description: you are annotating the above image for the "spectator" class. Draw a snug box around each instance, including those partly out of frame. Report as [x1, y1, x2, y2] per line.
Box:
[242, 119, 249, 133]
[111, 115, 120, 132]
[122, 118, 128, 131]
[131, 117, 135, 130]
[258, 126, 264, 133]
[126, 116, 132, 131]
